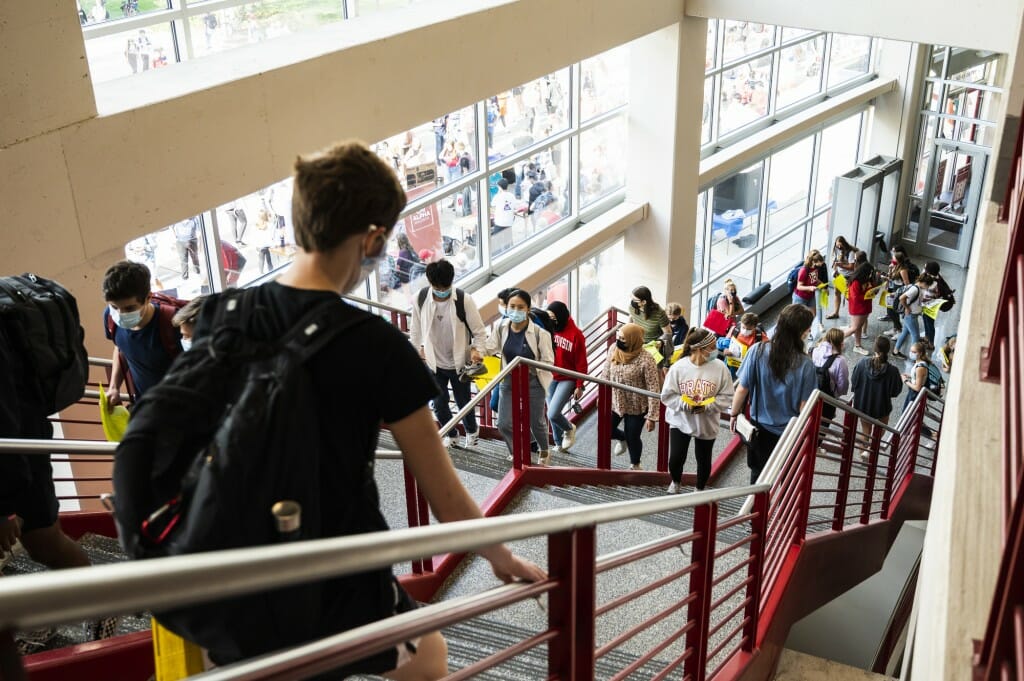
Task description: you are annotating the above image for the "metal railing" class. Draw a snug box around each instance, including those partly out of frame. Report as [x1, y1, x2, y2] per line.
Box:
[0, 361, 943, 680]
[974, 99, 1024, 681]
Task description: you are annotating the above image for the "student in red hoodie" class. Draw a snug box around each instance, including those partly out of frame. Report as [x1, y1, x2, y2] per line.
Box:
[545, 301, 588, 453]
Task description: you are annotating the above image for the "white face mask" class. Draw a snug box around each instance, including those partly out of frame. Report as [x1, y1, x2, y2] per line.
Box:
[909, 351, 918, 360]
[110, 305, 143, 330]
[181, 338, 193, 352]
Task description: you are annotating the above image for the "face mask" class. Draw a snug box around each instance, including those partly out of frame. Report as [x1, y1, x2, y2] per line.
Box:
[498, 305, 507, 318]
[111, 305, 142, 330]
[707, 350, 719, 360]
[181, 338, 193, 352]
[631, 301, 642, 311]
[433, 288, 452, 299]
[507, 309, 528, 324]
[909, 351, 919, 360]
[616, 339, 629, 351]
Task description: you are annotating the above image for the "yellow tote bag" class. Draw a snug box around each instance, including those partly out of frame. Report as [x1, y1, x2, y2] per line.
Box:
[473, 355, 503, 390]
[98, 383, 131, 443]
[923, 299, 946, 320]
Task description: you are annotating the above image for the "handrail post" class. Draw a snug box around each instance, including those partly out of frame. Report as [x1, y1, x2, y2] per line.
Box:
[861, 424, 883, 524]
[606, 307, 618, 345]
[880, 431, 900, 520]
[684, 501, 718, 681]
[547, 527, 596, 681]
[402, 464, 430, 574]
[512, 363, 531, 469]
[596, 383, 612, 469]
[832, 410, 858, 531]
[794, 404, 822, 543]
[0, 630, 26, 681]
[656, 402, 670, 472]
[743, 491, 769, 651]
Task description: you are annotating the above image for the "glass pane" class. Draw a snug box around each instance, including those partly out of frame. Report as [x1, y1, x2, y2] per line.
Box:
[776, 36, 824, 109]
[187, 1, 344, 58]
[533, 272, 570, 309]
[487, 70, 570, 163]
[782, 27, 814, 42]
[580, 116, 627, 207]
[690, 294, 702, 326]
[913, 116, 938, 194]
[923, 80, 940, 112]
[719, 56, 771, 136]
[827, 34, 872, 89]
[693, 192, 708, 284]
[125, 214, 213, 299]
[708, 257, 756, 306]
[709, 163, 764, 278]
[702, 77, 714, 144]
[347, 0, 417, 18]
[809, 212, 830, 254]
[722, 21, 776, 64]
[761, 226, 807, 285]
[580, 45, 630, 121]
[905, 196, 922, 241]
[371, 106, 478, 201]
[380, 187, 483, 308]
[948, 49, 996, 83]
[766, 137, 814, 236]
[84, 22, 178, 84]
[578, 238, 624, 327]
[79, 0, 169, 25]
[705, 20, 718, 71]
[928, 46, 948, 78]
[814, 113, 863, 209]
[218, 177, 298, 288]
[489, 141, 571, 258]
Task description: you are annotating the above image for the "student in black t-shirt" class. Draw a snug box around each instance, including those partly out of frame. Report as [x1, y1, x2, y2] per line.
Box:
[192, 141, 545, 680]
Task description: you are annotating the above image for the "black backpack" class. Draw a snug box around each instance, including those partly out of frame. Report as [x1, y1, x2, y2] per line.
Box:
[417, 286, 471, 335]
[936, 275, 957, 312]
[112, 290, 371, 663]
[816, 354, 839, 419]
[0, 274, 88, 414]
[529, 307, 558, 353]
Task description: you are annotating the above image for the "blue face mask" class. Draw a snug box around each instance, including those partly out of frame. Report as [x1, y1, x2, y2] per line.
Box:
[507, 309, 528, 324]
[111, 305, 143, 330]
[433, 288, 452, 299]
[498, 305, 507, 318]
[181, 338, 193, 352]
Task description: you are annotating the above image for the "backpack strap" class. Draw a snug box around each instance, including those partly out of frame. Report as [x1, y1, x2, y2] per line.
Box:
[154, 302, 182, 360]
[417, 287, 428, 311]
[283, 298, 373, 363]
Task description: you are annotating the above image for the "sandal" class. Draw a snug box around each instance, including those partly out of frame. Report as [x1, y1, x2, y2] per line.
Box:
[825, 314, 839, 319]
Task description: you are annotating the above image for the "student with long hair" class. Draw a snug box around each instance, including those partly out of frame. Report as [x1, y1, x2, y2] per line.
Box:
[661, 328, 734, 493]
[827, 236, 856, 318]
[629, 285, 673, 344]
[729, 304, 817, 483]
[850, 335, 903, 460]
[545, 301, 587, 453]
[842, 255, 875, 355]
[604, 323, 663, 470]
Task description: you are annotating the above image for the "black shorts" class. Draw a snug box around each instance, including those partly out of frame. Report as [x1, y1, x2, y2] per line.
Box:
[315, 578, 419, 679]
[2, 456, 59, 533]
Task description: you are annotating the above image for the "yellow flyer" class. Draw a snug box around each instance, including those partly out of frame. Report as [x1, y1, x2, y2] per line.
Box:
[923, 299, 946, 320]
[473, 356, 502, 390]
[818, 287, 829, 309]
[864, 284, 884, 301]
[832, 274, 848, 296]
[681, 395, 715, 407]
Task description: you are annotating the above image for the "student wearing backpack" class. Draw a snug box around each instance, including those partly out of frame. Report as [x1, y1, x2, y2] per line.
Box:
[168, 141, 544, 676]
[850, 336, 903, 460]
[102, 260, 183, 407]
[811, 328, 850, 420]
[842, 257, 874, 355]
[721, 312, 769, 377]
[892, 272, 934, 359]
[902, 340, 943, 412]
[409, 259, 487, 449]
[484, 289, 556, 465]
[923, 261, 956, 346]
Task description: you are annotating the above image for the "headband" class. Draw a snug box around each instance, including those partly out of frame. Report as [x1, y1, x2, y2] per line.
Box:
[692, 333, 717, 350]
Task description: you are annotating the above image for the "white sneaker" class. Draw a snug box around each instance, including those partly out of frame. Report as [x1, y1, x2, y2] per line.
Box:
[667, 482, 681, 494]
[441, 435, 452, 448]
[629, 463, 642, 471]
[612, 440, 627, 456]
[538, 451, 551, 466]
[853, 346, 870, 356]
[858, 450, 870, 462]
[560, 424, 577, 452]
[462, 431, 479, 448]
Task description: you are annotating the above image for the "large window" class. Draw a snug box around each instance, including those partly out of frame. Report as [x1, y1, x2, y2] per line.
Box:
[692, 111, 865, 308]
[80, 0, 428, 83]
[116, 44, 630, 310]
[704, 21, 873, 151]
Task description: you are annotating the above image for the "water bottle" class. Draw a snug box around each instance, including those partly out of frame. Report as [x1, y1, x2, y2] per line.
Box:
[272, 501, 301, 542]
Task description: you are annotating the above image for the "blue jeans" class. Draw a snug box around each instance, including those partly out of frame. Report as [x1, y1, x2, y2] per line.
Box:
[894, 313, 921, 354]
[792, 293, 815, 310]
[432, 368, 477, 434]
[922, 313, 935, 347]
[546, 380, 575, 445]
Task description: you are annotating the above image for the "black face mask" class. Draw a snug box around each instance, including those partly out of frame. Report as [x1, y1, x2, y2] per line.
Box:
[616, 339, 629, 351]
[631, 301, 643, 312]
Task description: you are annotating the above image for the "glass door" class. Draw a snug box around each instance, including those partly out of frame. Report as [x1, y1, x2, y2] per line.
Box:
[905, 139, 987, 267]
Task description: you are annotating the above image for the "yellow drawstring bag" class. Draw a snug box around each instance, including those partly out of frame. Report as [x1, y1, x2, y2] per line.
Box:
[98, 383, 131, 443]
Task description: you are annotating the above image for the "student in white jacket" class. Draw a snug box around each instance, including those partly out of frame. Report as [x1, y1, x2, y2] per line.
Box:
[484, 289, 555, 465]
[661, 328, 734, 493]
[409, 260, 487, 448]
